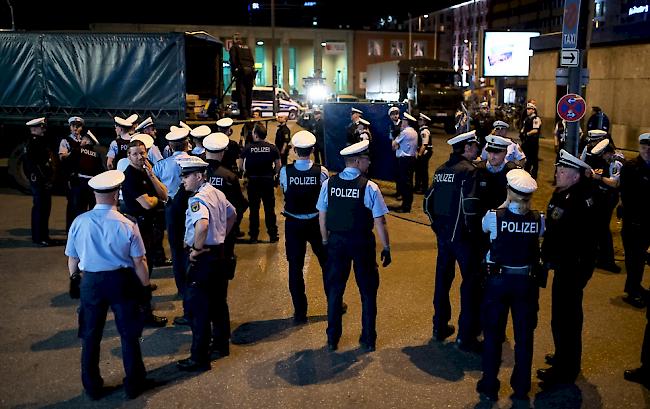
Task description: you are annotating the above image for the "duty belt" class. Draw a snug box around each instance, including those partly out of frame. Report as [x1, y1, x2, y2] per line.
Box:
[499, 265, 533, 275]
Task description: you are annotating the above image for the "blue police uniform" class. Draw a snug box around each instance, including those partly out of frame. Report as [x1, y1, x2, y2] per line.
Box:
[107, 136, 131, 163]
[414, 125, 433, 193]
[316, 166, 389, 349]
[478, 204, 545, 400]
[394, 126, 418, 211]
[22, 129, 54, 244]
[280, 159, 329, 321]
[65, 203, 148, 398]
[60, 134, 83, 231]
[184, 182, 236, 366]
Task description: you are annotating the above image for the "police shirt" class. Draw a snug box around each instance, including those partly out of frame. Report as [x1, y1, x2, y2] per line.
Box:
[121, 165, 157, 218]
[476, 160, 520, 212]
[65, 204, 146, 272]
[280, 159, 329, 218]
[148, 145, 164, 163]
[59, 134, 81, 158]
[229, 43, 255, 71]
[241, 140, 280, 177]
[316, 167, 388, 218]
[482, 204, 545, 267]
[206, 159, 247, 215]
[620, 155, 650, 226]
[107, 136, 131, 161]
[190, 146, 206, 158]
[395, 126, 418, 157]
[593, 158, 622, 194]
[59, 134, 81, 177]
[480, 143, 526, 163]
[275, 124, 291, 153]
[153, 151, 192, 199]
[184, 182, 236, 247]
[521, 115, 542, 141]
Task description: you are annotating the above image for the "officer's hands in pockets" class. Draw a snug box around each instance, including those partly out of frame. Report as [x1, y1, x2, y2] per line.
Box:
[381, 248, 392, 267]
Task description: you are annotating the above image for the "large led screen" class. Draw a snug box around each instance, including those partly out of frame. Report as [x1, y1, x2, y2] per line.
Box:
[483, 31, 540, 77]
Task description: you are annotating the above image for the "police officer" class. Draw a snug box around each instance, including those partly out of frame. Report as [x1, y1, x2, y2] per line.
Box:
[414, 113, 433, 194]
[59, 116, 84, 231]
[280, 130, 329, 324]
[121, 139, 169, 327]
[203, 132, 248, 268]
[476, 135, 520, 214]
[586, 106, 610, 133]
[153, 128, 193, 325]
[346, 108, 363, 145]
[472, 101, 494, 148]
[317, 140, 391, 351]
[519, 103, 542, 179]
[480, 121, 526, 167]
[65, 170, 152, 399]
[275, 113, 291, 166]
[216, 117, 243, 176]
[623, 301, 650, 388]
[423, 130, 482, 351]
[23, 117, 56, 246]
[388, 106, 401, 141]
[579, 129, 608, 161]
[229, 32, 256, 119]
[477, 169, 544, 402]
[357, 118, 372, 142]
[585, 139, 623, 273]
[240, 123, 281, 243]
[190, 125, 211, 159]
[619, 133, 650, 308]
[537, 149, 597, 387]
[390, 112, 418, 213]
[177, 157, 237, 371]
[107, 115, 137, 170]
[134, 117, 164, 163]
[73, 130, 104, 215]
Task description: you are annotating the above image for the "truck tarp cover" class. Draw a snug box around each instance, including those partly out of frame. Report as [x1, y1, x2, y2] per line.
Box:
[0, 32, 185, 111]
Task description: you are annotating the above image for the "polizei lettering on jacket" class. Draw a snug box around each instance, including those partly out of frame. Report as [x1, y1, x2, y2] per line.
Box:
[80, 148, 97, 157]
[208, 176, 224, 186]
[500, 221, 539, 234]
[434, 173, 455, 183]
[289, 176, 318, 185]
[250, 146, 271, 153]
[330, 186, 360, 198]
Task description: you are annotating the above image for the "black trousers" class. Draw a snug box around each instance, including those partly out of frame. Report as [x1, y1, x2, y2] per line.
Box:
[66, 179, 85, 232]
[30, 182, 52, 243]
[166, 200, 188, 307]
[522, 137, 539, 179]
[247, 177, 277, 239]
[622, 220, 650, 296]
[414, 150, 432, 192]
[285, 216, 327, 318]
[550, 263, 593, 381]
[480, 274, 539, 397]
[396, 156, 416, 210]
[314, 143, 325, 165]
[185, 248, 230, 363]
[235, 67, 255, 119]
[78, 269, 145, 396]
[325, 232, 379, 346]
[432, 225, 482, 342]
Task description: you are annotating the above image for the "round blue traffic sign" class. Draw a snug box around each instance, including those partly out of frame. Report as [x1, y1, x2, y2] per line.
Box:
[557, 93, 586, 122]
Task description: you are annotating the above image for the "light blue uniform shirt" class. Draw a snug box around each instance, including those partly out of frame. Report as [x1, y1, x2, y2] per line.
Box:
[184, 182, 236, 247]
[191, 146, 205, 156]
[153, 151, 192, 199]
[316, 167, 389, 218]
[148, 145, 164, 163]
[107, 136, 131, 159]
[65, 204, 146, 272]
[395, 127, 418, 157]
[480, 143, 526, 162]
[486, 161, 507, 174]
[280, 159, 329, 219]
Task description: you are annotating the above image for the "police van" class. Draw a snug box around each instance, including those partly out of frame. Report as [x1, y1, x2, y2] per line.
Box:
[251, 86, 303, 119]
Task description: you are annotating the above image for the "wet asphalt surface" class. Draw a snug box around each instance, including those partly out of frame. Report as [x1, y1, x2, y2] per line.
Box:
[0, 123, 648, 408]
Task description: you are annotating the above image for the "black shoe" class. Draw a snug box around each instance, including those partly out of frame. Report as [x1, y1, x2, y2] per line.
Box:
[537, 367, 573, 385]
[209, 345, 230, 360]
[341, 302, 348, 314]
[327, 342, 338, 351]
[359, 341, 376, 352]
[176, 357, 211, 372]
[476, 379, 498, 401]
[144, 314, 168, 328]
[34, 240, 52, 247]
[544, 353, 555, 366]
[623, 294, 647, 308]
[455, 338, 482, 354]
[269, 235, 280, 243]
[623, 367, 650, 388]
[597, 261, 621, 273]
[432, 324, 455, 342]
[236, 231, 245, 238]
[173, 316, 190, 326]
[247, 237, 259, 244]
[293, 315, 308, 325]
[149, 283, 158, 292]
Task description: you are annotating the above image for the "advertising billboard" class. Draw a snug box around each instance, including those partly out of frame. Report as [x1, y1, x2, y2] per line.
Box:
[483, 31, 540, 77]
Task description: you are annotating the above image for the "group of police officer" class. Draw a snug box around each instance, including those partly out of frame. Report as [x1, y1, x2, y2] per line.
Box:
[22, 107, 649, 400]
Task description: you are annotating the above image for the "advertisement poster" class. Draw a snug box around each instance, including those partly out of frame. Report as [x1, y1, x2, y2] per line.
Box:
[390, 40, 404, 57]
[368, 39, 383, 56]
[483, 31, 540, 76]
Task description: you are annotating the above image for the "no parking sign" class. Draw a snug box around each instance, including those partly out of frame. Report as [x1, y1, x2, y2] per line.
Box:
[557, 93, 586, 122]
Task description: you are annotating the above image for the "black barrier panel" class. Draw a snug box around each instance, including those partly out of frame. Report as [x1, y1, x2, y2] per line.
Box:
[322, 102, 406, 181]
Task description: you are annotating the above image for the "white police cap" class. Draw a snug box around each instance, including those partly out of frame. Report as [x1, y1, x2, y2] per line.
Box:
[388, 106, 399, 115]
[116, 158, 130, 172]
[179, 156, 209, 175]
[485, 135, 512, 151]
[88, 170, 125, 192]
[25, 117, 45, 126]
[526, 102, 537, 110]
[493, 120, 509, 129]
[190, 125, 211, 139]
[506, 169, 537, 196]
[165, 127, 190, 141]
[134, 116, 154, 132]
[351, 108, 363, 115]
[403, 112, 417, 122]
[291, 130, 316, 148]
[340, 140, 370, 157]
[131, 133, 154, 149]
[587, 129, 607, 140]
[114, 115, 136, 127]
[126, 114, 138, 124]
[447, 130, 479, 146]
[359, 118, 370, 126]
[590, 139, 610, 156]
[420, 113, 431, 122]
[203, 132, 230, 152]
[557, 149, 591, 170]
[179, 121, 192, 131]
[640, 133, 650, 144]
[68, 116, 84, 125]
[84, 130, 98, 145]
[216, 117, 234, 128]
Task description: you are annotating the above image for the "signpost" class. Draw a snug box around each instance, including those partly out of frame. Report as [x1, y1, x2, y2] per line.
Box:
[557, 93, 587, 122]
[560, 49, 579, 67]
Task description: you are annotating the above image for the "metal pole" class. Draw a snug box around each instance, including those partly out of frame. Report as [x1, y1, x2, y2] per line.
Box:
[408, 13, 412, 60]
[7, 0, 15, 30]
[271, 0, 277, 116]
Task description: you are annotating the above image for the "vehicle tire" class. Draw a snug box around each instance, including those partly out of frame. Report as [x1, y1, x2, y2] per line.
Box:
[8, 143, 31, 194]
[288, 110, 297, 120]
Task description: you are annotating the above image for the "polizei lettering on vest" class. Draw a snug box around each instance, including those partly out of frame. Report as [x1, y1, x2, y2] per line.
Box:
[80, 148, 97, 157]
[330, 187, 360, 198]
[289, 176, 317, 185]
[250, 146, 271, 153]
[434, 173, 455, 183]
[209, 176, 224, 186]
[500, 221, 539, 234]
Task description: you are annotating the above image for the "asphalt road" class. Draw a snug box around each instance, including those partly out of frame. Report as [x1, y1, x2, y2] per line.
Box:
[0, 124, 648, 408]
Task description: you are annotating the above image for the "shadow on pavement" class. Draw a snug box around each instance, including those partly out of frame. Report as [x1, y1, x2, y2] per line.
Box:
[231, 315, 326, 345]
[111, 326, 192, 358]
[273, 347, 372, 386]
[401, 341, 482, 382]
[0, 237, 37, 249]
[50, 293, 79, 308]
[31, 324, 118, 352]
[533, 379, 603, 409]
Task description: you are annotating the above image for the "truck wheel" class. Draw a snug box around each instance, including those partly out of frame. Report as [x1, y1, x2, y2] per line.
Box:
[288, 110, 297, 120]
[8, 144, 31, 194]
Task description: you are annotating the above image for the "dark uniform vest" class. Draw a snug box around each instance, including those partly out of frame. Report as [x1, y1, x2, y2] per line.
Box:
[521, 115, 541, 142]
[429, 154, 475, 218]
[476, 161, 519, 212]
[390, 121, 401, 139]
[230, 43, 255, 70]
[206, 159, 246, 213]
[491, 208, 541, 267]
[243, 141, 278, 177]
[284, 164, 321, 215]
[77, 146, 103, 177]
[61, 136, 81, 177]
[275, 124, 291, 151]
[326, 174, 373, 234]
[115, 137, 131, 162]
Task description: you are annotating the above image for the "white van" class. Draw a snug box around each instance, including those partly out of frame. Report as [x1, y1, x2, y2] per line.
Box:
[251, 86, 303, 119]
